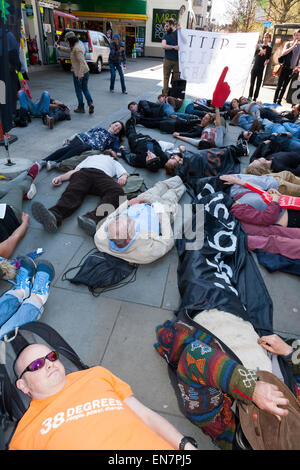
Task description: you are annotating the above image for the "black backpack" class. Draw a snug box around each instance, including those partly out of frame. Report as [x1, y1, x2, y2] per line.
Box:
[62, 249, 138, 297]
[0, 321, 89, 449]
[13, 108, 31, 127]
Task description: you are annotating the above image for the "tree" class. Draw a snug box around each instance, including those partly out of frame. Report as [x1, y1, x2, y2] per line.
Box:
[225, 0, 258, 32]
[268, 0, 300, 24]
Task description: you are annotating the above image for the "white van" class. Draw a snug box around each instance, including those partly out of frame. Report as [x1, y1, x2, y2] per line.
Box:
[57, 28, 110, 73]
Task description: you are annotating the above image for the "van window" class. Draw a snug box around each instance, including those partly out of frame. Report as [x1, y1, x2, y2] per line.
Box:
[102, 35, 110, 47]
[91, 32, 99, 46]
[99, 35, 106, 47]
[74, 30, 89, 43]
[58, 16, 65, 29]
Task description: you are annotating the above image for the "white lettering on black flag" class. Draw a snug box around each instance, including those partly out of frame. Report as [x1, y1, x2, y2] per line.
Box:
[178, 29, 259, 98]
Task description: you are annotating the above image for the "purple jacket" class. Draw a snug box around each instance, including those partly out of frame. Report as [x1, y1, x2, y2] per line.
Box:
[231, 201, 282, 226]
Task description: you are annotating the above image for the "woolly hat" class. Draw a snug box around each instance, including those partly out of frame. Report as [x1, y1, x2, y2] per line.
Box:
[65, 31, 76, 40]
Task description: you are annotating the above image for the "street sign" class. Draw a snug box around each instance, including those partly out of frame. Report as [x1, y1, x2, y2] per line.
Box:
[263, 20, 272, 27]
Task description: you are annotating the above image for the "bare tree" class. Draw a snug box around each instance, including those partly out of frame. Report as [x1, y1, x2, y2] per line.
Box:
[268, 0, 300, 24]
[225, 0, 258, 32]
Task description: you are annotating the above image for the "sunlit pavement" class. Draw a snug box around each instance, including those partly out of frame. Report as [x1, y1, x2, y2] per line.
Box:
[0, 57, 299, 450]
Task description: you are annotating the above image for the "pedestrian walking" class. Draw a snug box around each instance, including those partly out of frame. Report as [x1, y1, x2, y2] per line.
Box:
[55, 31, 94, 114]
[109, 33, 127, 94]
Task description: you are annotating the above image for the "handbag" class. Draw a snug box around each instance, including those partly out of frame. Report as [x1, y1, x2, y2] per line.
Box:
[273, 64, 283, 77]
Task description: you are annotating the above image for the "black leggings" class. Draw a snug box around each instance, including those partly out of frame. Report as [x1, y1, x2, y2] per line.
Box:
[287, 209, 300, 228]
[43, 136, 91, 163]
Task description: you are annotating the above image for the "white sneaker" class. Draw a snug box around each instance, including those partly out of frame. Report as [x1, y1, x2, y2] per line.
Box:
[26, 183, 37, 200]
[46, 161, 57, 171]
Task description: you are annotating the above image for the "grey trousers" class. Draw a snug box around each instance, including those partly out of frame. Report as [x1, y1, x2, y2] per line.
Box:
[0, 171, 31, 221]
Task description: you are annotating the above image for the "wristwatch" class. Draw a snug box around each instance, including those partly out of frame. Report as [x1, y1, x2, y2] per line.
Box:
[179, 436, 198, 450]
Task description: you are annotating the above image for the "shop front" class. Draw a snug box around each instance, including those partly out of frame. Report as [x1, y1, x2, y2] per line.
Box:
[21, 0, 61, 66]
[59, 0, 147, 56]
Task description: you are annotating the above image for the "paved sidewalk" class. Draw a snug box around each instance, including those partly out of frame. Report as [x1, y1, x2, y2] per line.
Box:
[0, 58, 299, 450]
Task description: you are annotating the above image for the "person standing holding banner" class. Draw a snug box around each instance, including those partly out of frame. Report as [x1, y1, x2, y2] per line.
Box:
[248, 32, 272, 101]
[161, 19, 180, 95]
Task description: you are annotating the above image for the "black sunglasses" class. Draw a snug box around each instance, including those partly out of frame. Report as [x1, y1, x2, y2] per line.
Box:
[18, 351, 59, 379]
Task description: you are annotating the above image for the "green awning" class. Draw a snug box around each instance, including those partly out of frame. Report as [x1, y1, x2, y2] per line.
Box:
[61, 0, 147, 15]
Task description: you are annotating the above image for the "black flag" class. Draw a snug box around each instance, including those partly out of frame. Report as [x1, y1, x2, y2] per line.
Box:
[0, 0, 21, 134]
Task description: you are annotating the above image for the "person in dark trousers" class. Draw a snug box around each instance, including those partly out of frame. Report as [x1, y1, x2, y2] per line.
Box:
[161, 19, 180, 95]
[273, 29, 300, 105]
[120, 118, 168, 171]
[31, 153, 129, 236]
[42, 98, 71, 130]
[248, 32, 272, 101]
[246, 152, 300, 177]
[109, 33, 127, 94]
[37, 121, 125, 171]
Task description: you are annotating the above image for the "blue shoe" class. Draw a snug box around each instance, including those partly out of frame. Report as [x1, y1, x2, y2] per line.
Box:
[9, 256, 36, 298]
[31, 260, 55, 304]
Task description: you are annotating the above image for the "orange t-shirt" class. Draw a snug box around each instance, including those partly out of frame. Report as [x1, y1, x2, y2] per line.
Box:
[9, 367, 174, 450]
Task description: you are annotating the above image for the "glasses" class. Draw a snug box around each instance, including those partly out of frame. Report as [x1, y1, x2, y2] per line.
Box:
[18, 351, 59, 379]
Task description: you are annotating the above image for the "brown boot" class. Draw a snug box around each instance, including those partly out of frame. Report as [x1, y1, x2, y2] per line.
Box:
[74, 106, 85, 113]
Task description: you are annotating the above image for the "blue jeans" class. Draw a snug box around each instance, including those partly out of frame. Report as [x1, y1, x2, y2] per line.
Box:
[185, 103, 207, 118]
[109, 63, 126, 92]
[238, 114, 255, 131]
[0, 291, 43, 340]
[18, 90, 50, 117]
[262, 119, 300, 138]
[73, 72, 93, 107]
[288, 137, 300, 152]
[162, 103, 190, 120]
[261, 119, 300, 152]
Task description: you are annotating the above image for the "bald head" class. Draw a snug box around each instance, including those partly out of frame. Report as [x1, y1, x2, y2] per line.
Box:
[15, 344, 66, 400]
[108, 215, 136, 248]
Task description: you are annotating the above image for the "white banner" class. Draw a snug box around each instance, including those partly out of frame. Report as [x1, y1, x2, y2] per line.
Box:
[178, 29, 259, 99]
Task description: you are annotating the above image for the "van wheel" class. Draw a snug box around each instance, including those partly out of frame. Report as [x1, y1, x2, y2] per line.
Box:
[94, 57, 102, 74]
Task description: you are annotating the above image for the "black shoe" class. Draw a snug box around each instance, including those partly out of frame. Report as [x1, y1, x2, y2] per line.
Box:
[77, 215, 97, 236]
[237, 137, 249, 157]
[32, 202, 58, 233]
[89, 103, 94, 114]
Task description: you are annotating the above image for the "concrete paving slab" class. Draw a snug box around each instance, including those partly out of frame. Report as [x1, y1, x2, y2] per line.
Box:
[100, 301, 179, 412]
[158, 412, 218, 450]
[40, 287, 122, 366]
[255, 259, 300, 337]
[1, 57, 299, 451]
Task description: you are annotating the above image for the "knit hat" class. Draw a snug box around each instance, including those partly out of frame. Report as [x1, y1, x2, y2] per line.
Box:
[238, 370, 300, 450]
[65, 31, 76, 40]
[113, 33, 121, 41]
